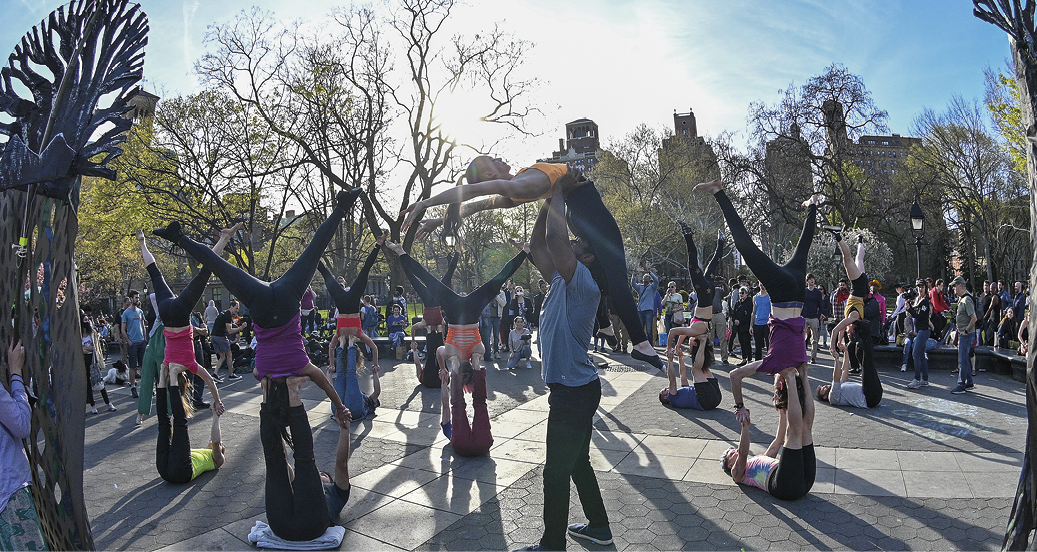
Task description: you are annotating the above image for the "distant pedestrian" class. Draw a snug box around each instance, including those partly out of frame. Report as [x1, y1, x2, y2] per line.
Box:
[950, 276, 977, 395]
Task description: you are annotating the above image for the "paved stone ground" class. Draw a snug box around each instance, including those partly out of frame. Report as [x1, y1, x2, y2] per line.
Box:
[80, 346, 1022, 551]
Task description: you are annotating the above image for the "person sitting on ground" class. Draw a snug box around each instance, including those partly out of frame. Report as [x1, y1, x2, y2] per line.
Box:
[103, 360, 132, 386]
[816, 324, 883, 408]
[155, 363, 226, 484]
[660, 334, 722, 411]
[386, 304, 408, 350]
[507, 316, 534, 369]
[722, 365, 815, 501]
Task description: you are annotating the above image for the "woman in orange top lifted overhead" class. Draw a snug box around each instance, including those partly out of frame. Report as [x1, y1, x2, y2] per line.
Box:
[400, 157, 663, 370]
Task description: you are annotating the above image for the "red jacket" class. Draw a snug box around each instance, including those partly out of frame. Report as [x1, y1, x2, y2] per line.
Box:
[930, 287, 950, 313]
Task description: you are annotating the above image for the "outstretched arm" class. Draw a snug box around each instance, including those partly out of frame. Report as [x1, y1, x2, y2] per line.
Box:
[728, 363, 755, 421]
[732, 418, 752, 483]
[210, 414, 225, 468]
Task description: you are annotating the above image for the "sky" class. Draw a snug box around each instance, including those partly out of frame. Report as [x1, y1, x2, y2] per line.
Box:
[1, 0, 1014, 167]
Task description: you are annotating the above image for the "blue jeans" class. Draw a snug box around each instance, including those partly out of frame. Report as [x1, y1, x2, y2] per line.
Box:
[334, 347, 371, 419]
[913, 329, 930, 382]
[638, 310, 655, 342]
[541, 378, 608, 550]
[507, 344, 532, 368]
[488, 316, 501, 353]
[957, 331, 974, 387]
[480, 317, 497, 359]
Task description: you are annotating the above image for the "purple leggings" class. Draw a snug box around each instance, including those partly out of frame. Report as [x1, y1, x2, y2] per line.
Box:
[451, 370, 492, 456]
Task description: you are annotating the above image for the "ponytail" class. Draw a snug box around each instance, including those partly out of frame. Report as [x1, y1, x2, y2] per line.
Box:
[440, 173, 466, 247]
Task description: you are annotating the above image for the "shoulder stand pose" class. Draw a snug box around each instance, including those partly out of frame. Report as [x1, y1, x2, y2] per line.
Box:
[139, 225, 240, 418]
[816, 323, 882, 408]
[666, 223, 725, 347]
[695, 179, 818, 422]
[155, 363, 225, 484]
[153, 189, 364, 424]
[660, 334, 722, 411]
[722, 365, 816, 501]
[825, 231, 882, 406]
[515, 192, 612, 551]
[404, 251, 459, 388]
[400, 157, 664, 370]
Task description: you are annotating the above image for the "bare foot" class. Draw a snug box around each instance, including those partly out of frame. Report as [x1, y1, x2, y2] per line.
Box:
[221, 222, 244, 238]
[383, 240, 405, 256]
[375, 230, 388, 246]
[693, 179, 723, 195]
[169, 363, 186, 386]
[158, 363, 169, 389]
[286, 376, 309, 407]
[135, 228, 146, 241]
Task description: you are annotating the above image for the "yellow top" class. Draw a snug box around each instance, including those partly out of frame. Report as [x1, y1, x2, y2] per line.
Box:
[844, 296, 865, 320]
[513, 163, 569, 201]
[190, 448, 216, 480]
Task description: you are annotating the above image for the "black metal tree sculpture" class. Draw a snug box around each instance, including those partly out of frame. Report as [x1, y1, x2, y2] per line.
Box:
[973, 1, 1037, 550]
[0, 0, 147, 549]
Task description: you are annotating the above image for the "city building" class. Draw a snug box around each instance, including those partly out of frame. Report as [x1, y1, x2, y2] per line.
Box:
[538, 118, 600, 172]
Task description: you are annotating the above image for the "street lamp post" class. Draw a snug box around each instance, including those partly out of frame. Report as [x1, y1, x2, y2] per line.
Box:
[910, 200, 925, 280]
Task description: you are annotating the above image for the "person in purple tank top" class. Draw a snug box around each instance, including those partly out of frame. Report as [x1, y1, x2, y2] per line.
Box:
[721, 365, 816, 501]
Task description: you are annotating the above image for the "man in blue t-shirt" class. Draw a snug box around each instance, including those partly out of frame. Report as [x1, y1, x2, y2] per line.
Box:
[519, 187, 613, 551]
[121, 295, 147, 398]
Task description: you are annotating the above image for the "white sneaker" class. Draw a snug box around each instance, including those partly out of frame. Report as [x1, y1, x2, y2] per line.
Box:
[921, 380, 929, 387]
[901, 364, 907, 372]
[526, 361, 532, 370]
[907, 379, 922, 389]
[89, 406, 98, 415]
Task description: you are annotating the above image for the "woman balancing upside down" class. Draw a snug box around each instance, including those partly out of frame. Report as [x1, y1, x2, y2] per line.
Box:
[318, 232, 385, 412]
[722, 365, 816, 501]
[666, 224, 725, 347]
[819, 232, 883, 408]
[694, 179, 818, 420]
[152, 188, 362, 425]
[405, 251, 459, 388]
[138, 225, 241, 417]
[383, 239, 529, 456]
[155, 363, 225, 484]
[399, 157, 663, 369]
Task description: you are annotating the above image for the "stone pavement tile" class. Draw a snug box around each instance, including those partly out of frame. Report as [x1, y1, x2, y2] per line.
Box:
[485, 419, 537, 439]
[450, 456, 539, 486]
[221, 394, 262, 417]
[153, 524, 250, 551]
[835, 468, 906, 496]
[375, 422, 448, 447]
[491, 437, 546, 464]
[966, 470, 1020, 498]
[813, 446, 836, 468]
[614, 450, 692, 480]
[835, 447, 901, 470]
[340, 486, 398, 524]
[591, 429, 646, 451]
[351, 417, 413, 441]
[700, 438, 736, 461]
[955, 451, 1024, 472]
[813, 466, 836, 494]
[400, 474, 506, 515]
[589, 446, 632, 471]
[897, 450, 961, 471]
[513, 419, 548, 442]
[349, 499, 463, 550]
[683, 457, 735, 486]
[337, 528, 407, 551]
[903, 469, 972, 498]
[373, 409, 441, 428]
[514, 395, 550, 411]
[350, 464, 441, 498]
[638, 435, 707, 458]
[491, 407, 547, 425]
[390, 443, 473, 475]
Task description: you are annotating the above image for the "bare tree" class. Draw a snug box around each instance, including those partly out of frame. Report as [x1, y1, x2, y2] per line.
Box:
[972, 2, 1037, 548]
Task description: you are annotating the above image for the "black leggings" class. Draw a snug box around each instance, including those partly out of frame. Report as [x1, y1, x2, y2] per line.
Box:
[147, 263, 212, 327]
[767, 444, 816, 501]
[684, 231, 723, 306]
[401, 252, 459, 307]
[171, 194, 357, 328]
[753, 324, 769, 360]
[714, 190, 816, 303]
[421, 331, 445, 388]
[261, 403, 330, 541]
[156, 387, 193, 484]
[853, 321, 883, 407]
[566, 182, 648, 346]
[398, 252, 527, 325]
[738, 330, 753, 361]
[317, 245, 381, 315]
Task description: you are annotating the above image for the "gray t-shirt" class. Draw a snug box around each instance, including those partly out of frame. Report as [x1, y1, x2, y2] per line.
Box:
[830, 381, 868, 408]
[540, 264, 600, 387]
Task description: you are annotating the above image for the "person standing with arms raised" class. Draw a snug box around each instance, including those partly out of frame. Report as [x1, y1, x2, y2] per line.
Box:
[516, 183, 612, 551]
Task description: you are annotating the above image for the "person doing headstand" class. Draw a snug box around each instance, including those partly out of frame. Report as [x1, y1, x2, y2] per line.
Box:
[403, 251, 459, 388]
